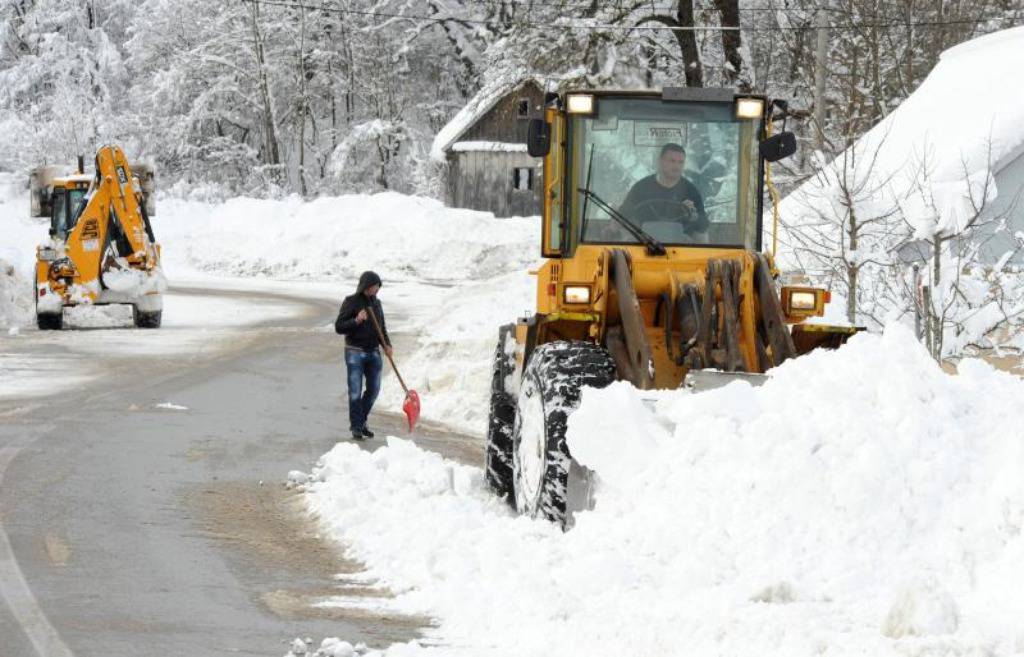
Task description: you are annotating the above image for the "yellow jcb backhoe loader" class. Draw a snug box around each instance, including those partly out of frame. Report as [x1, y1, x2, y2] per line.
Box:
[485, 89, 858, 526]
[30, 146, 163, 330]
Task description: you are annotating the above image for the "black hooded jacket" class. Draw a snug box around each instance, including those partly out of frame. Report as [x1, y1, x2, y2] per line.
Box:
[335, 271, 391, 351]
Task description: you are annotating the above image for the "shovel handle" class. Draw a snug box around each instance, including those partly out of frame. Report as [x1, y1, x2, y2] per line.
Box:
[366, 306, 410, 395]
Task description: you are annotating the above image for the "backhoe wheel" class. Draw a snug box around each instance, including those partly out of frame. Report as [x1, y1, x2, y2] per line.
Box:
[512, 341, 617, 528]
[485, 324, 517, 508]
[36, 312, 63, 330]
[133, 307, 162, 329]
[34, 284, 63, 330]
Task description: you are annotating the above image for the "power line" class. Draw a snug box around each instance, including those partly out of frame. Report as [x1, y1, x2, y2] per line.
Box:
[241, 0, 1023, 32]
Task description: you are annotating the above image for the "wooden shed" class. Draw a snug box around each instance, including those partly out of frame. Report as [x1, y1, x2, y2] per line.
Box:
[432, 79, 545, 218]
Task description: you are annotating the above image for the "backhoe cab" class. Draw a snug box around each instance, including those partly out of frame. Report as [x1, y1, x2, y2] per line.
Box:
[485, 88, 856, 526]
[30, 146, 164, 330]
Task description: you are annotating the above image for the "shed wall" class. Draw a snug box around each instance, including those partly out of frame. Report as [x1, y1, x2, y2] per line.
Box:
[448, 151, 542, 217]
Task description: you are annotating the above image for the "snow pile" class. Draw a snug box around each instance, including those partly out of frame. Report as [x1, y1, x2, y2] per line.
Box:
[152, 191, 537, 433]
[1, 177, 538, 429]
[378, 271, 534, 433]
[100, 262, 168, 296]
[305, 326, 1024, 656]
[0, 257, 32, 329]
[0, 172, 38, 328]
[153, 192, 536, 285]
[286, 637, 361, 657]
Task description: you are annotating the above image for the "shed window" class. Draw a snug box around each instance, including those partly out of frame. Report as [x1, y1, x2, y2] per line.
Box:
[513, 167, 534, 191]
[517, 98, 530, 119]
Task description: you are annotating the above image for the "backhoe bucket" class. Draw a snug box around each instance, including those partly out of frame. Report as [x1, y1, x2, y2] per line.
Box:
[403, 390, 421, 432]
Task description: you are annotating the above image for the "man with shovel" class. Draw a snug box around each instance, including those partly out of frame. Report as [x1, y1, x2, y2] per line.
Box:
[335, 271, 392, 441]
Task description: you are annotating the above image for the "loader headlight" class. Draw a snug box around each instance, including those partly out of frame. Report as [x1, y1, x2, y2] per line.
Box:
[781, 286, 828, 318]
[789, 291, 817, 311]
[566, 94, 596, 115]
[563, 285, 591, 305]
[735, 96, 765, 120]
[38, 247, 59, 262]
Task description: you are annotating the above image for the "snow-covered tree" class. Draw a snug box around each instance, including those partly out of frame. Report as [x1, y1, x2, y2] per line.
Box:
[0, 0, 134, 168]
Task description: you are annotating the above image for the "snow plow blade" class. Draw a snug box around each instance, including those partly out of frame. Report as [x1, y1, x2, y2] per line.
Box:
[682, 370, 768, 393]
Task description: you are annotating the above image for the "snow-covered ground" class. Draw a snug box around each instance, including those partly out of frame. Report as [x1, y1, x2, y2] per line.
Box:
[0, 180, 536, 431]
[0, 286, 308, 401]
[151, 192, 537, 433]
[300, 325, 1024, 657]
[8, 165, 1024, 657]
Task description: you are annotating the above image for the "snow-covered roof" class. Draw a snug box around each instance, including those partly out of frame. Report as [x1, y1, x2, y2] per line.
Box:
[430, 77, 544, 162]
[450, 141, 529, 153]
[781, 26, 1024, 241]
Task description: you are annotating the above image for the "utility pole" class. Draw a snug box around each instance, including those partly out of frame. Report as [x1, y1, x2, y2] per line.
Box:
[813, 9, 828, 152]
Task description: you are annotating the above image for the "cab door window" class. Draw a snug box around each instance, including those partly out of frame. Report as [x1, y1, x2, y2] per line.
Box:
[50, 189, 67, 237]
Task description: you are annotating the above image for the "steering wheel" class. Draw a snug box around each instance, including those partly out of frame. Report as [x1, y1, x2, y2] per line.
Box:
[626, 197, 699, 224]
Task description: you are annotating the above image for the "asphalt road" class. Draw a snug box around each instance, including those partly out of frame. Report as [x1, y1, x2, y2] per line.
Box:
[0, 285, 481, 656]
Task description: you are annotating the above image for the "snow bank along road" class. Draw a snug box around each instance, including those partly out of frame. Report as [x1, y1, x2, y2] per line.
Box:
[0, 280, 476, 657]
[298, 326, 1024, 657]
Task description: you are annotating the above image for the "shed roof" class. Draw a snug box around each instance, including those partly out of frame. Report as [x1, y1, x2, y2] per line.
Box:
[430, 77, 545, 162]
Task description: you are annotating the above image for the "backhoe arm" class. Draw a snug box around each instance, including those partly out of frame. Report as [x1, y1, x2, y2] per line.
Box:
[64, 146, 157, 296]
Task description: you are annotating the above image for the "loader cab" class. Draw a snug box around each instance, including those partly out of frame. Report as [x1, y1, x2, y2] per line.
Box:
[49, 176, 91, 239]
[532, 89, 784, 258]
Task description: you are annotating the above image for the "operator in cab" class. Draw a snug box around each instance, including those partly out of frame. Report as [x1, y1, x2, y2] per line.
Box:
[620, 142, 709, 243]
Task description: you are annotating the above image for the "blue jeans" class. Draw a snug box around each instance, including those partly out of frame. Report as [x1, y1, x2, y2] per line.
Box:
[345, 348, 382, 431]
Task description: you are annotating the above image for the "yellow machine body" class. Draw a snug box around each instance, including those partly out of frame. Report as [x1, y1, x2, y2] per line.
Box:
[511, 89, 853, 390]
[32, 146, 163, 328]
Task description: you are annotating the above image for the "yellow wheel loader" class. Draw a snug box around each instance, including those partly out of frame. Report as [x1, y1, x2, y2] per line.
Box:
[30, 147, 163, 330]
[485, 89, 857, 526]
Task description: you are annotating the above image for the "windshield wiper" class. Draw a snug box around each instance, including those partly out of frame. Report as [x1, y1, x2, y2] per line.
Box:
[577, 187, 667, 256]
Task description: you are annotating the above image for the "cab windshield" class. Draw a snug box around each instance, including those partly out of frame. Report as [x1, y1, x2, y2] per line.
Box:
[51, 187, 88, 238]
[570, 96, 762, 249]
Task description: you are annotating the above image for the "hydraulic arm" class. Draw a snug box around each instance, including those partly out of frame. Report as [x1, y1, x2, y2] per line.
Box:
[65, 145, 159, 299]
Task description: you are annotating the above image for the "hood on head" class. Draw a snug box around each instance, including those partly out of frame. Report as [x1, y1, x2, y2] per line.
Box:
[356, 270, 382, 294]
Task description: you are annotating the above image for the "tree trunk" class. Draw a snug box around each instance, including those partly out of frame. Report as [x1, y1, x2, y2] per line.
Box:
[930, 238, 943, 360]
[711, 0, 743, 87]
[843, 181, 859, 323]
[674, 0, 703, 88]
[297, 4, 308, 197]
[247, 2, 282, 173]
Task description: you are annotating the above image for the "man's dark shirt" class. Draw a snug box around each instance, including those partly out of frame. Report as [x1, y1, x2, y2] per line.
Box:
[335, 271, 391, 351]
[620, 175, 708, 234]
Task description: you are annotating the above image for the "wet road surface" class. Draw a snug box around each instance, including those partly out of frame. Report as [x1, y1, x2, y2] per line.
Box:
[0, 284, 481, 656]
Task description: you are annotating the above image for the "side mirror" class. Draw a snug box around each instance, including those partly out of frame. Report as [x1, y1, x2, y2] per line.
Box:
[526, 119, 551, 158]
[759, 132, 797, 162]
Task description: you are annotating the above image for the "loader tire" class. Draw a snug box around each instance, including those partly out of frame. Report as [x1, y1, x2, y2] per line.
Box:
[485, 324, 517, 509]
[133, 307, 162, 329]
[36, 313, 62, 331]
[512, 341, 617, 528]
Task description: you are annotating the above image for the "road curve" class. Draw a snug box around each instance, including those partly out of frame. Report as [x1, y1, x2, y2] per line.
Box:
[0, 283, 479, 656]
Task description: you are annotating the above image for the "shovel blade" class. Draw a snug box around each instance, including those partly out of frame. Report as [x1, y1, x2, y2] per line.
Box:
[403, 390, 421, 432]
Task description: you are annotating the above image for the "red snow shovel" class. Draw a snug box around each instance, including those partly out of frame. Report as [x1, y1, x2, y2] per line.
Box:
[367, 307, 420, 432]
